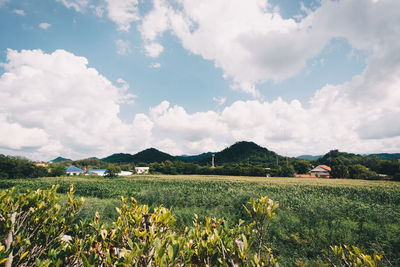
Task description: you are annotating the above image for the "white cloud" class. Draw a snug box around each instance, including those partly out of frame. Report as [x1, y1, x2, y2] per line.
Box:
[0, 113, 49, 150]
[91, 4, 104, 17]
[138, 0, 326, 96]
[2, 43, 399, 159]
[115, 39, 132, 55]
[150, 62, 161, 68]
[56, 0, 89, 12]
[213, 96, 226, 106]
[139, 0, 170, 41]
[105, 0, 139, 31]
[13, 9, 25, 16]
[144, 42, 164, 58]
[39, 22, 51, 30]
[138, 0, 400, 97]
[0, 49, 148, 160]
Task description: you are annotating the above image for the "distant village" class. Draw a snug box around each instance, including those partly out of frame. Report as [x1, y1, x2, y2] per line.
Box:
[65, 165, 150, 176]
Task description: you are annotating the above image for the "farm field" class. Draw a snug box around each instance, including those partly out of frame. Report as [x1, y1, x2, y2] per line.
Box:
[1, 175, 399, 265]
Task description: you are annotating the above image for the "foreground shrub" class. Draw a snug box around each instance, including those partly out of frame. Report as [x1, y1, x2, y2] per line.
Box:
[0, 186, 383, 266]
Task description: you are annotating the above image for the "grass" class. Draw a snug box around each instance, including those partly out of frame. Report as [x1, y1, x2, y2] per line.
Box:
[1, 175, 399, 265]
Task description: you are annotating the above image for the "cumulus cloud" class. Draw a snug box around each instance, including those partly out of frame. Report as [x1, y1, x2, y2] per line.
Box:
[138, 0, 400, 97]
[105, 0, 139, 31]
[39, 22, 51, 30]
[144, 42, 164, 58]
[0, 49, 148, 159]
[115, 39, 132, 55]
[13, 9, 25, 16]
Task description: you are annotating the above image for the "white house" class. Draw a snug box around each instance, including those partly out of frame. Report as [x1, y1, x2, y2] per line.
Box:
[310, 165, 331, 178]
[135, 167, 149, 174]
[118, 171, 133, 176]
[88, 169, 106, 176]
[66, 165, 84, 175]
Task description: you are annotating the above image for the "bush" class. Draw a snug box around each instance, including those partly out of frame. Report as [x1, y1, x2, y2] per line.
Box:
[0, 186, 384, 266]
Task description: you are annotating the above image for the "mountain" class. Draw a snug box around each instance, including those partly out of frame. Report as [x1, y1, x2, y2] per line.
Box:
[367, 153, 400, 160]
[297, 155, 322, 161]
[197, 141, 282, 167]
[49, 156, 72, 163]
[102, 148, 175, 163]
[131, 148, 175, 163]
[102, 153, 134, 163]
[176, 152, 214, 162]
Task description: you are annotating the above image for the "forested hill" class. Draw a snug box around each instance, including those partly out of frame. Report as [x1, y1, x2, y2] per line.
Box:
[176, 152, 213, 162]
[197, 141, 283, 167]
[297, 155, 322, 161]
[50, 156, 72, 163]
[368, 153, 400, 160]
[102, 153, 134, 163]
[102, 148, 175, 163]
[102, 141, 283, 166]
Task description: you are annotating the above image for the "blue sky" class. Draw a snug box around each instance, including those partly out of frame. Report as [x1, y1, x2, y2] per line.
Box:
[0, 0, 399, 160]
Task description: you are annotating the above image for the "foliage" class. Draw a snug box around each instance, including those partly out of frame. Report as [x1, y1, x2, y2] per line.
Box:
[325, 244, 384, 267]
[0, 186, 281, 266]
[49, 164, 66, 177]
[103, 148, 175, 164]
[0, 155, 50, 179]
[0, 185, 83, 266]
[349, 164, 378, 180]
[316, 150, 400, 179]
[2, 175, 399, 265]
[293, 160, 311, 174]
[1, 184, 389, 266]
[105, 166, 121, 178]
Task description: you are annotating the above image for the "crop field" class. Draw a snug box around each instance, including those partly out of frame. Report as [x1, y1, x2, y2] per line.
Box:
[1, 175, 399, 265]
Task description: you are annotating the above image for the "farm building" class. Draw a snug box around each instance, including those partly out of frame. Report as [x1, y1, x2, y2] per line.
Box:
[135, 167, 149, 174]
[310, 165, 331, 178]
[87, 169, 133, 176]
[119, 171, 133, 176]
[66, 165, 84, 175]
[88, 169, 106, 176]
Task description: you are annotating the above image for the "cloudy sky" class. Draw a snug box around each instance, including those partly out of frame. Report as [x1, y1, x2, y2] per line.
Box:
[0, 0, 399, 160]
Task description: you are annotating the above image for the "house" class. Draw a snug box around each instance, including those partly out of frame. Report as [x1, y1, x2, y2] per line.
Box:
[135, 167, 149, 174]
[66, 165, 84, 175]
[88, 169, 106, 176]
[119, 171, 133, 176]
[310, 165, 331, 178]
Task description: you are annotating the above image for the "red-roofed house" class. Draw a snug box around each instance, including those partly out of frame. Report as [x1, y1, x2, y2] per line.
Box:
[310, 165, 331, 178]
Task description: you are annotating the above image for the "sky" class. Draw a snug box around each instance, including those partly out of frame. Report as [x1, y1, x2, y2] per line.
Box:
[0, 0, 399, 161]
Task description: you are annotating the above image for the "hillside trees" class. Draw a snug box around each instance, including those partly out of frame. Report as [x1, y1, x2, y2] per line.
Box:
[105, 165, 121, 178]
[0, 155, 51, 179]
[293, 160, 311, 174]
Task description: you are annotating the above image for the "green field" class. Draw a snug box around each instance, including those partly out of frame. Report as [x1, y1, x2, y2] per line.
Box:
[1, 175, 399, 265]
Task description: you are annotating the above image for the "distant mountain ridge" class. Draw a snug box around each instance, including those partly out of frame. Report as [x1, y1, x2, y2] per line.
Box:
[101, 141, 282, 166]
[197, 141, 283, 166]
[96, 142, 400, 165]
[49, 156, 72, 163]
[367, 153, 400, 160]
[102, 148, 175, 163]
[176, 152, 213, 162]
[297, 155, 323, 161]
